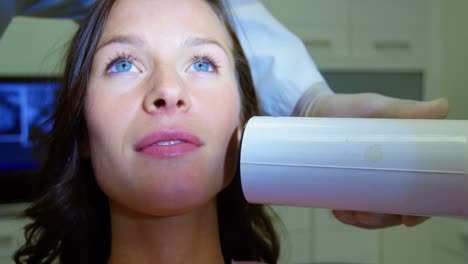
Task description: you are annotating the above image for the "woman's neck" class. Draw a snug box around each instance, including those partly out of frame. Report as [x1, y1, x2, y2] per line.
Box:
[107, 199, 225, 264]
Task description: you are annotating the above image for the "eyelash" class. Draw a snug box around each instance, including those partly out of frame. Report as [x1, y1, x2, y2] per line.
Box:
[191, 53, 221, 72]
[105, 52, 136, 72]
[104, 52, 221, 73]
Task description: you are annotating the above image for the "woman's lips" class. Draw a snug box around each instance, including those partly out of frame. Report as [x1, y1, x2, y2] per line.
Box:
[135, 130, 203, 158]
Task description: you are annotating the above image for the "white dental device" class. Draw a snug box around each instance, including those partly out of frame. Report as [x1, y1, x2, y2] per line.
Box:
[240, 117, 468, 217]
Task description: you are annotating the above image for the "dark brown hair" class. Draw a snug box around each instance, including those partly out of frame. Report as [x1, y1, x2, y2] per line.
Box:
[14, 1, 279, 263]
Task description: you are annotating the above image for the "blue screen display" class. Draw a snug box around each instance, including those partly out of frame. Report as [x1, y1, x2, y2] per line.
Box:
[0, 79, 60, 171]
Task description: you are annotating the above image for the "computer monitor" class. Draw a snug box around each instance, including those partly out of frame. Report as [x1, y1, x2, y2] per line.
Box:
[0, 78, 60, 171]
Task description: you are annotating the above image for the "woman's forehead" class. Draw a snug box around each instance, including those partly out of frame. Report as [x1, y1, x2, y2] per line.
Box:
[100, 0, 232, 49]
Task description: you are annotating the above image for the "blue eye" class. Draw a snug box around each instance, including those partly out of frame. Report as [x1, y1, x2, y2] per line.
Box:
[192, 60, 214, 72]
[109, 60, 135, 73]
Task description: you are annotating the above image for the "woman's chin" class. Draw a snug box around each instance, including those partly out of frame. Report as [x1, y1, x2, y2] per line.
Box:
[109, 181, 222, 218]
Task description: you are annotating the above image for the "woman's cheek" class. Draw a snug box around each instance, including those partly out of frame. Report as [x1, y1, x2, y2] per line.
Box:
[85, 80, 135, 152]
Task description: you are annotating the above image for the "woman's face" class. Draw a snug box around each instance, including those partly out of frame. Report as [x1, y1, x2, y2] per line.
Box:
[85, 0, 241, 216]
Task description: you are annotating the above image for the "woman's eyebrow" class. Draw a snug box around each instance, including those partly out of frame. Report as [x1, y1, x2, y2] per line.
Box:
[182, 37, 229, 57]
[96, 34, 145, 52]
[96, 35, 229, 57]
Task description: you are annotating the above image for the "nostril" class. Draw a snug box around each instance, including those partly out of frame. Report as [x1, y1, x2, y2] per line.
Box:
[176, 100, 184, 108]
[155, 99, 166, 108]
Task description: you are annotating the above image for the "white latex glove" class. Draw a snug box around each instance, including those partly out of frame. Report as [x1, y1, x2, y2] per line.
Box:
[295, 84, 449, 229]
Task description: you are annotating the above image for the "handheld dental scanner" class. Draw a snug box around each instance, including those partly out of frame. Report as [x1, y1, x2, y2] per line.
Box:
[240, 117, 468, 217]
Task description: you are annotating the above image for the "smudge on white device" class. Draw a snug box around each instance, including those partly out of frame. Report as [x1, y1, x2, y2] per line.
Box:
[240, 117, 468, 217]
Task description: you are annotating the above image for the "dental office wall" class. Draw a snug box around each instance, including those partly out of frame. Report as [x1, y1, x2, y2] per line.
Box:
[440, 0, 468, 120]
[0, 0, 467, 263]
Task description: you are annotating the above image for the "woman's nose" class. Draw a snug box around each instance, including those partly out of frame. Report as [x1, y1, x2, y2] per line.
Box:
[143, 71, 191, 114]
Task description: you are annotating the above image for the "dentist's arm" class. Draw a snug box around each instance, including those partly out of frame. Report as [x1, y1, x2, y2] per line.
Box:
[295, 86, 449, 229]
[294, 85, 448, 120]
[231, 0, 449, 229]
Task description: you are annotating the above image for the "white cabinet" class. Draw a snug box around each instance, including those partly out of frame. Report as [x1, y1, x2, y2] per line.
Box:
[349, 0, 429, 70]
[350, 0, 429, 30]
[272, 206, 314, 263]
[262, 0, 430, 70]
[272, 206, 380, 264]
[311, 209, 380, 263]
[262, 0, 352, 68]
[262, 0, 350, 28]
[293, 27, 350, 65]
[349, 28, 427, 70]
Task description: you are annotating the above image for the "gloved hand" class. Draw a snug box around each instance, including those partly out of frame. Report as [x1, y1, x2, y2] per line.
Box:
[332, 210, 429, 229]
[296, 83, 449, 229]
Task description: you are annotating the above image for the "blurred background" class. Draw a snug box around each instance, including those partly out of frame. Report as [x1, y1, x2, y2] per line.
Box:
[0, 0, 467, 263]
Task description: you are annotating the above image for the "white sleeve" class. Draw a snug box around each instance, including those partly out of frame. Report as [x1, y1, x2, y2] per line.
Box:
[228, 0, 329, 116]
